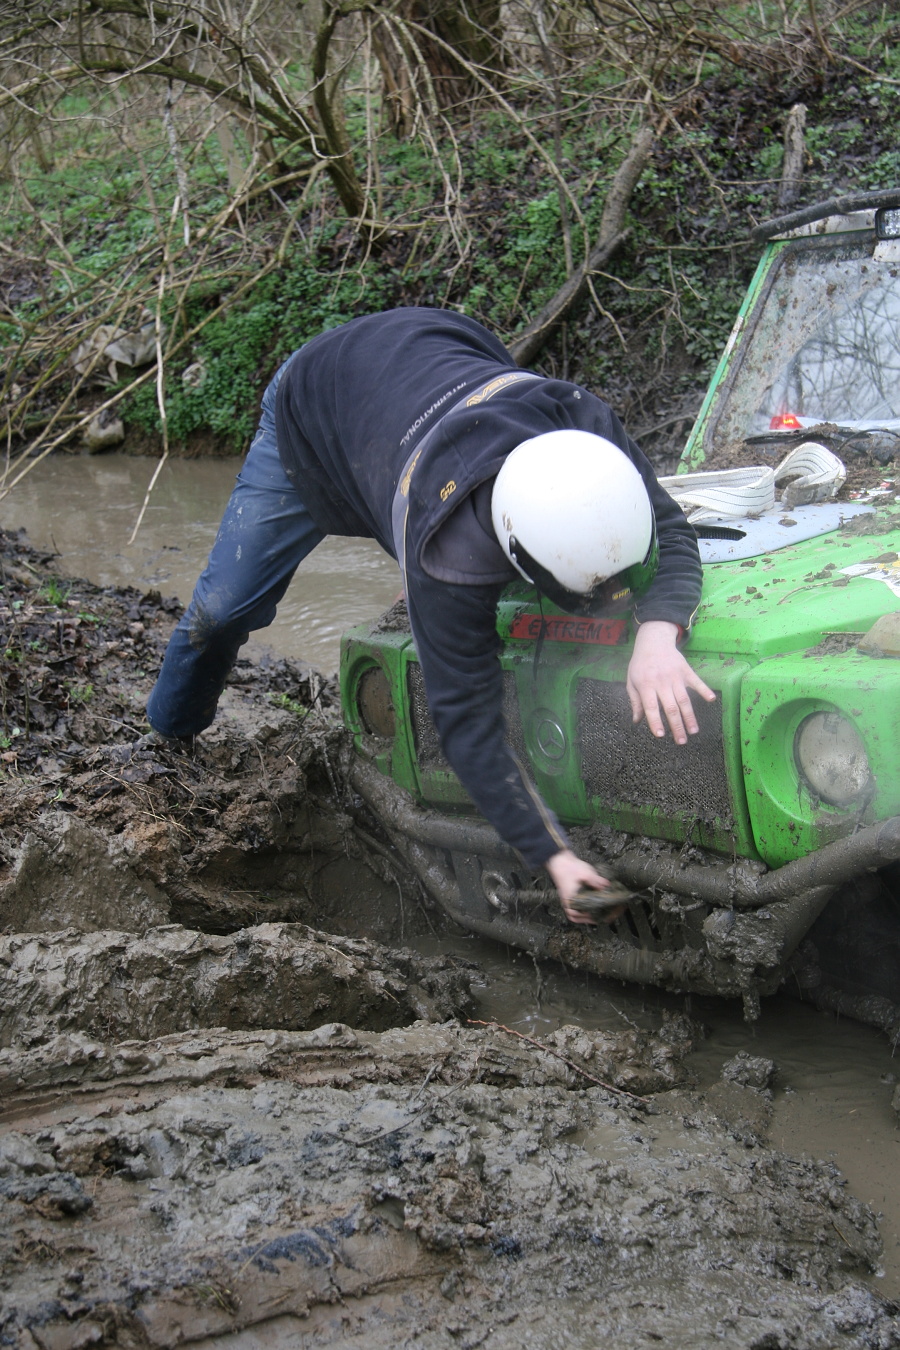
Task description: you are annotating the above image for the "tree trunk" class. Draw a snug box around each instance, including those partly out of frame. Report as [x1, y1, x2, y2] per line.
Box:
[311, 4, 367, 222]
[778, 103, 807, 209]
[372, 0, 504, 137]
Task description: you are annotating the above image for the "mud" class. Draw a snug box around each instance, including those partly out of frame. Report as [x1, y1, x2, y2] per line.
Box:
[1, 1016, 897, 1350]
[0, 924, 472, 1050]
[0, 525, 418, 945]
[2, 525, 900, 1347]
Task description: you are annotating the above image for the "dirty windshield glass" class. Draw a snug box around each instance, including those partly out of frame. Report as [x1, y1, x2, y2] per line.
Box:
[704, 238, 900, 451]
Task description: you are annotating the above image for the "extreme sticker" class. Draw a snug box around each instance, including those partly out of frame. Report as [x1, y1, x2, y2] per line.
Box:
[510, 614, 629, 644]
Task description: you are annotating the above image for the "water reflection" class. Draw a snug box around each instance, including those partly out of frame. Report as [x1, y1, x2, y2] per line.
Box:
[0, 453, 401, 673]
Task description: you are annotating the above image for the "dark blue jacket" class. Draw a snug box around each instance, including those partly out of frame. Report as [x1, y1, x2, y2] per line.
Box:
[276, 308, 701, 867]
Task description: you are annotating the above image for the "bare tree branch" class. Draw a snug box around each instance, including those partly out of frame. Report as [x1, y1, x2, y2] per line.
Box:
[507, 125, 654, 367]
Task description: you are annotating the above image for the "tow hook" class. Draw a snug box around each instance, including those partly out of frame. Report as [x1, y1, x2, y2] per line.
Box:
[481, 870, 637, 915]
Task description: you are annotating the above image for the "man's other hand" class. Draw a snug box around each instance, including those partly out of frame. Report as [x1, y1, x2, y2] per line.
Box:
[626, 619, 715, 744]
[545, 849, 622, 926]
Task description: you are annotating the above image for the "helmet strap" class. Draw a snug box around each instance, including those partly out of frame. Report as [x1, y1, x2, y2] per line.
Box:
[508, 525, 658, 619]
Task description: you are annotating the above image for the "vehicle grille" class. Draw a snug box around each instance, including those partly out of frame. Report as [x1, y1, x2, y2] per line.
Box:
[576, 679, 732, 827]
[408, 664, 527, 771]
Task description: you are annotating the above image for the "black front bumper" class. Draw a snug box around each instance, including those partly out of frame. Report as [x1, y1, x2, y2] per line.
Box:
[351, 758, 900, 1016]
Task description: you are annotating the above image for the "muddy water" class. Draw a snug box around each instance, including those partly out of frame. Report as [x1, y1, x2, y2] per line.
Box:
[3, 451, 900, 1300]
[0, 453, 400, 672]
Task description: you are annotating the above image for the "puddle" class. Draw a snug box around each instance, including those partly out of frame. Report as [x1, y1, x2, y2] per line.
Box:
[0, 453, 400, 672]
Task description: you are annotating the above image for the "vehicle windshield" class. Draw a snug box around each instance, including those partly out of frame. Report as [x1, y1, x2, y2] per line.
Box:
[702, 236, 900, 453]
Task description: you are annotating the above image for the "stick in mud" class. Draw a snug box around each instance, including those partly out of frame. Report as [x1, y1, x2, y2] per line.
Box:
[467, 1018, 650, 1105]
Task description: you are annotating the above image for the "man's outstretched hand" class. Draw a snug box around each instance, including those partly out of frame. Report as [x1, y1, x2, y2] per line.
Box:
[626, 619, 715, 744]
[545, 848, 623, 926]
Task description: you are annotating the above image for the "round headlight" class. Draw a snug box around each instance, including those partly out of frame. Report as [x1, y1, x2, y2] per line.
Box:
[794, 712, 872, 807]
[357, 666, 395, 739]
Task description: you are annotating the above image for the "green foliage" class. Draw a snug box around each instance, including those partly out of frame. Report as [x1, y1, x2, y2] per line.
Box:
[859, 149, 900, 189]
[755, 141, 784, 180]
[2, 1, 897, 470]
[38, 579, 71, 606]
[123, 234, 432, 448]
[470, 139, 523, 186]
[65, 681, 94, 705]
[125, 296, 280, 447]
[270, 692, 308, 717]
[459, 190, 570, 328]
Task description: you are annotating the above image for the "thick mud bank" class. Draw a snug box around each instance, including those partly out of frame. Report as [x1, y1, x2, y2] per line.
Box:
[0, 525, 417, 946]
[1, 1014, 896, 1350]
[1, 526, 900, 1347]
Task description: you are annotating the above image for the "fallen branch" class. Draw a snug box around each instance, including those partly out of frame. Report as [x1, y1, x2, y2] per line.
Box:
[507, 126, 655, 368]
[467, 1018, 649, 1105]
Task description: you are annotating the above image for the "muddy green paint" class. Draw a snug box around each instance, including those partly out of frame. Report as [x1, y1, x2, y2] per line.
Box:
[342, 515, 900, 865]
[679, 244, 779, 472]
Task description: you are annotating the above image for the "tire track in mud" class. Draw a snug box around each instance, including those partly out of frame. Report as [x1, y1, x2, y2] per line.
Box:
[0, 1018, 895, 1349]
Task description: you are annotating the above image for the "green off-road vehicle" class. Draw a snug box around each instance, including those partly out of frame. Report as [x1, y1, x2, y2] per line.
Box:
[341, 189, 900, 1021]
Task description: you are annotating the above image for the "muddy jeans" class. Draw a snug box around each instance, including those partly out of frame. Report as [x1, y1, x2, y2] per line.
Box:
[146, 353, 323, 739]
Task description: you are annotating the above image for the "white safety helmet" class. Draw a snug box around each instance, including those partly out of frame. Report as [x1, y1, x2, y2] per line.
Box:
[491, 430, 657, 615]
